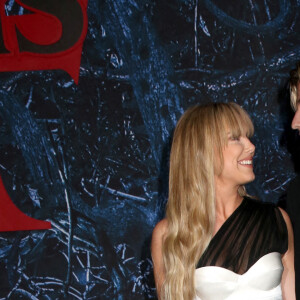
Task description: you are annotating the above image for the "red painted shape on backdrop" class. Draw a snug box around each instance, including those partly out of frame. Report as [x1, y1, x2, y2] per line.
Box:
[0, 177, 51, 232]
[0, 0, 88, 84]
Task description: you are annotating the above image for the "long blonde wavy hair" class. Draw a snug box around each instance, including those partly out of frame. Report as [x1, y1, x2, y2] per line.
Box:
[162, 102, 254, 300]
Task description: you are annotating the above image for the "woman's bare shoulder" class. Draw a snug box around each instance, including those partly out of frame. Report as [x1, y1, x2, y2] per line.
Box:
[151, 219, 168, 298]
[154, 218, 168, 231]
[152, 219, 168, 244]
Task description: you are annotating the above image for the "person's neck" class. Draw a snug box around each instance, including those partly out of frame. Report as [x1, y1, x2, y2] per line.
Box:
[215, 181, 242, 221]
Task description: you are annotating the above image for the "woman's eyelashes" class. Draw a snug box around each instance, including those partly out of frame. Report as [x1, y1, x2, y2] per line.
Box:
[229, 135, 240, 141]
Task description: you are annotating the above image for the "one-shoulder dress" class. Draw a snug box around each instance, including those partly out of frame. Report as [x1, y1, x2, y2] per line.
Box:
[195, 197, 288, 300]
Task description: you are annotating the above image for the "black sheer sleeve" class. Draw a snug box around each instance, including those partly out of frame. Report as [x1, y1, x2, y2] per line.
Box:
[196, 197, 288, 274]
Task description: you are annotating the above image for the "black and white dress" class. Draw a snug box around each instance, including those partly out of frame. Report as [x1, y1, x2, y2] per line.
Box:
[194, 197, 288, 300]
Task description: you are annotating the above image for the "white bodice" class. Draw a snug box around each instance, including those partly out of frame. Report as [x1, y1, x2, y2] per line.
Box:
[195, 252, 283, 300]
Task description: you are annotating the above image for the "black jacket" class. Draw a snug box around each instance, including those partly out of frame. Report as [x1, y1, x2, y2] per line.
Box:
[287, 175, 300, 298]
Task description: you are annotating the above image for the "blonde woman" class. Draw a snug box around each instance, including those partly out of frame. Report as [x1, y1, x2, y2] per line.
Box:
[151, 103, 295, 300]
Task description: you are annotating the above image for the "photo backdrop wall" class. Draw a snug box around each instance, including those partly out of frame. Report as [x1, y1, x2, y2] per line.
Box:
[0, 0, 299, 299]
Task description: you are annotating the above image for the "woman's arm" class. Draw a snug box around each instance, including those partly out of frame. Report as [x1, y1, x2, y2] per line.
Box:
[280, 208, 296, 300]
[151, 219, 168, 300]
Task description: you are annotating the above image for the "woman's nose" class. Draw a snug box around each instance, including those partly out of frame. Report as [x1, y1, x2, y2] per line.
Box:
[245, 137, 255, 154]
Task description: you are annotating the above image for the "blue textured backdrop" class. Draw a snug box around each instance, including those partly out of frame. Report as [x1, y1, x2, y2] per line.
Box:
[0, 0, 300, 299]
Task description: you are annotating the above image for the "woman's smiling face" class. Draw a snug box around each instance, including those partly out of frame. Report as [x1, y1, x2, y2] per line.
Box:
[215, 132, 255, 187]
